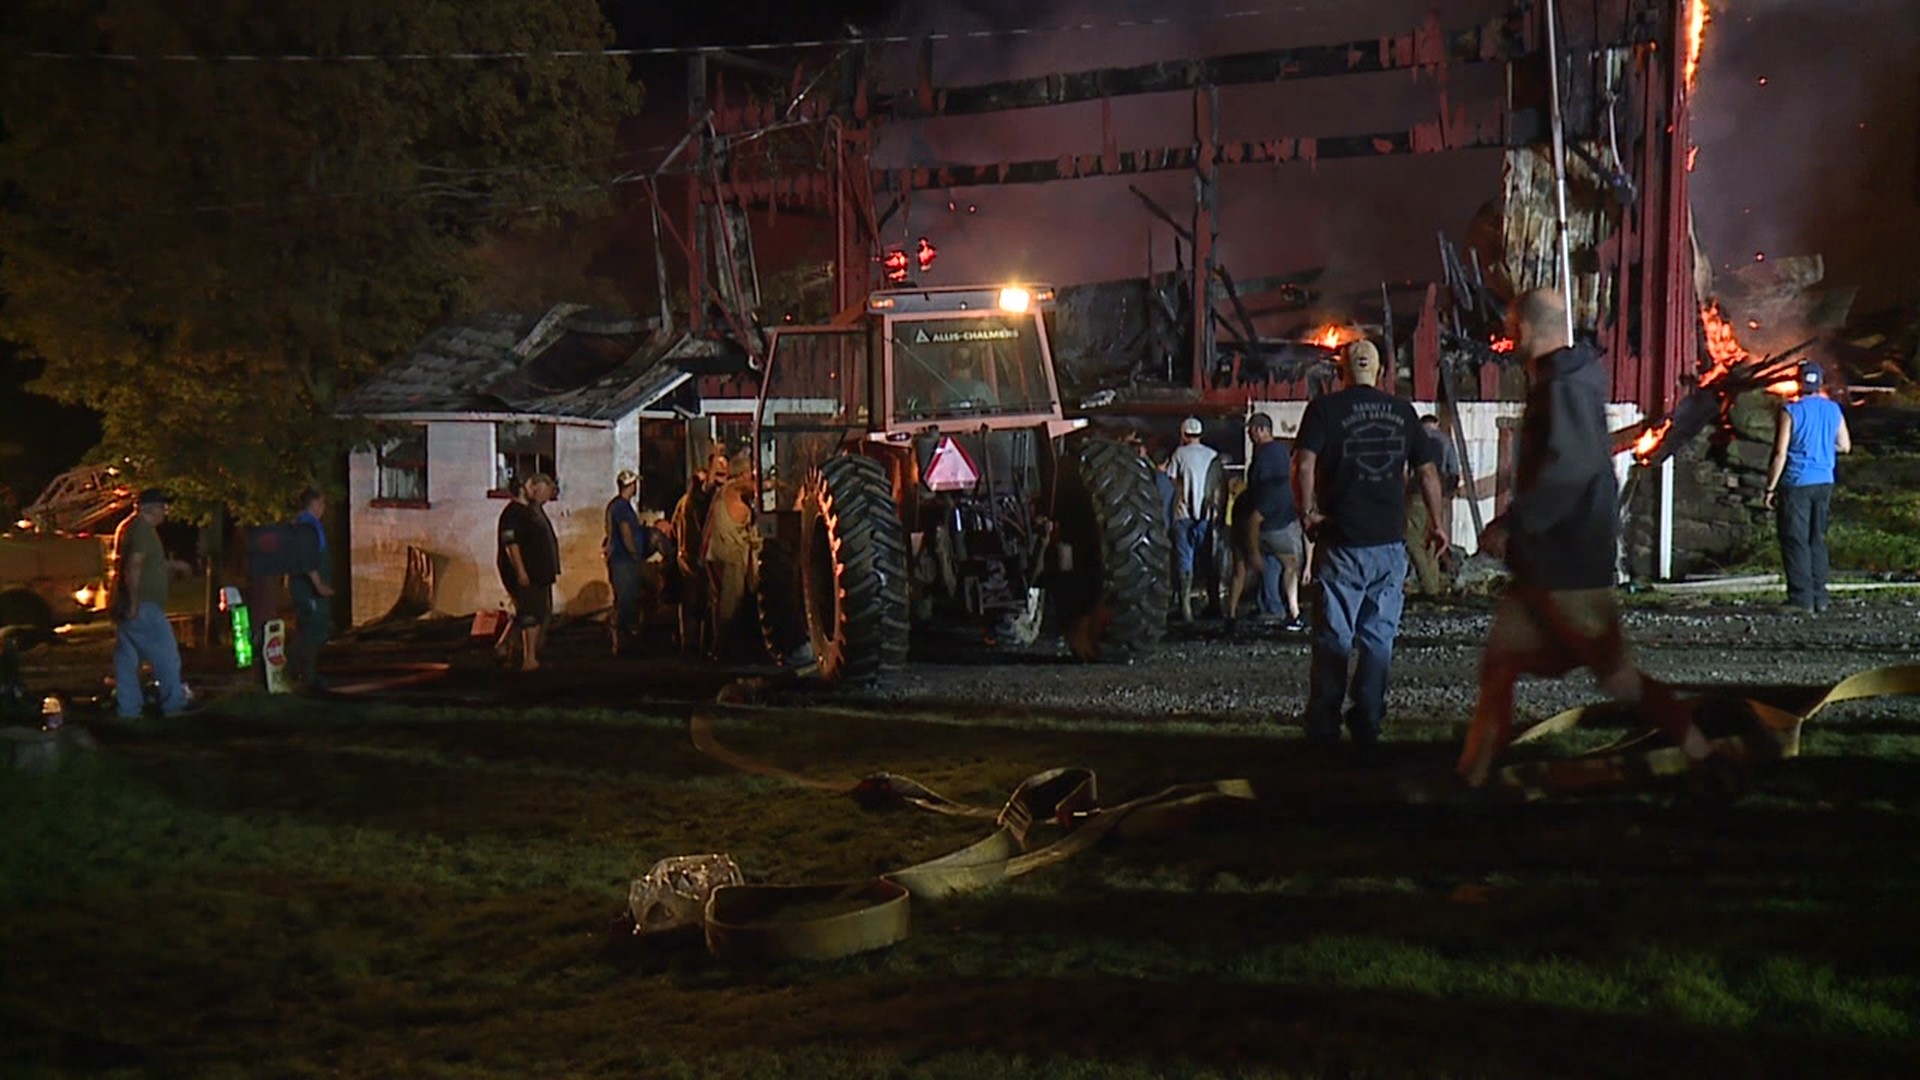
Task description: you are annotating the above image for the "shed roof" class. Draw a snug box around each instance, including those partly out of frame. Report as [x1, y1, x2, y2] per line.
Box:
[335, 304, 752, 422]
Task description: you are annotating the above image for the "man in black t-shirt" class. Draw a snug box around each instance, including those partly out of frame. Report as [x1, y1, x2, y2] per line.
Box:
[1292, 340, 1448, 749]
[498, 472, 561, 672]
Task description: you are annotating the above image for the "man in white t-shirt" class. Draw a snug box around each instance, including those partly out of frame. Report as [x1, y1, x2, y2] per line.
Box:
[1165, 416, 1222, 623]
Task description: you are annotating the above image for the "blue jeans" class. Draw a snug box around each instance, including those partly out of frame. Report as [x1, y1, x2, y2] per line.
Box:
[609, 559, 643, 637]
[1306, 542, 1408, 743]
[1257, 551, 1283, 616]
[114, 601, 187, 718]
[1172, 519, 1213, 578]
[1776, 483, 1832, 609]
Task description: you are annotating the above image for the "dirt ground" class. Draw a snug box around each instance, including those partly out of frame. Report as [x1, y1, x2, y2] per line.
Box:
[26, 586, 1919, 726]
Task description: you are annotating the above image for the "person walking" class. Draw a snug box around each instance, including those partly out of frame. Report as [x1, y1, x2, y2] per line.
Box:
[605, 469, 646, 655]
[1404, 415, 1460, 598]
[497, 472, 560, 672]
[1764, 361, 1850, 614]
[1224, 412, 1307, 633]
[109, 488, 189, 719]
[287, 487, 335, 691]
[1166, 417, 1223, 623]
[1292, 340, 1447, 751]
[1456, 289, 1711, 787]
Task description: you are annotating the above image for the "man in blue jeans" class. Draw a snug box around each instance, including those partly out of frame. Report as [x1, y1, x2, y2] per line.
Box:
[1166, 416, 1223, 623]
[1293, 341, 1447, 749]
[1765, 361, 1850, 613]
[110, 488, 189, 719]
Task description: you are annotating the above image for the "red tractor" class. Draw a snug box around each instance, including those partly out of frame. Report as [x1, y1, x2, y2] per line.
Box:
[751, 285, 1171, 683]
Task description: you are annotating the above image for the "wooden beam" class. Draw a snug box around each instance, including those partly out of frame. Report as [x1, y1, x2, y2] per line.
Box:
[869, 19, 1516, 119]
[874, 125, 1505, 191]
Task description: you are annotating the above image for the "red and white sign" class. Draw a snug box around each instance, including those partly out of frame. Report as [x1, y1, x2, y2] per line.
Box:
[924, 437, 980, 492]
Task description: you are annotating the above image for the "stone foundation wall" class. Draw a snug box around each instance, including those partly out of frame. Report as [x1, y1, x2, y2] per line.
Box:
[1625, 394, 1777, 580]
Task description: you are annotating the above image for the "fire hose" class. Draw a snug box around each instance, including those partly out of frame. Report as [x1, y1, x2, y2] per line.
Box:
[682, 664, 1920, 963]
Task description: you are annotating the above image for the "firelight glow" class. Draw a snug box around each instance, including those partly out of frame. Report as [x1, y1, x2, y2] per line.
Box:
[1684, 0, 1709, 93]
[1633, 419, 1673, 464]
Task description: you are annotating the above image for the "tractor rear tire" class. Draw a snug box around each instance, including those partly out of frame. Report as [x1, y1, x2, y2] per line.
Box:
[1057, 437, 1171, 663]
[798, 455, 910, 683]
[756, 530, 811, 667]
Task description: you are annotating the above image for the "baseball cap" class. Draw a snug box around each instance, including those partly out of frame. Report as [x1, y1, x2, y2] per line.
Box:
[1346, 340, 1380, 372]
[1247, 412, 1274, 431]
[1180, 416, 1204, 436]
[137, 488, 172, 507]
[1799, 361, 1823, 389]
[616, 468, 638, 487]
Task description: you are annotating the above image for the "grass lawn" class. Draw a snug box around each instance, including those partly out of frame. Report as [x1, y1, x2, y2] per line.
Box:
[4, 691, 1918, 1078]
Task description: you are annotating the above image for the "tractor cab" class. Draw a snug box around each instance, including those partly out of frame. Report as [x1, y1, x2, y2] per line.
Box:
[751, 284, 1168, 684]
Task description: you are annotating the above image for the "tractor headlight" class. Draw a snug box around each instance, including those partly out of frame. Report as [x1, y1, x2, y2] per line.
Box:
[997, 286, 1031, 313]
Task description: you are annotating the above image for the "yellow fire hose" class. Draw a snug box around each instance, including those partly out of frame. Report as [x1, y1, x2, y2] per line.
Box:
[686, 664, 1920, 963]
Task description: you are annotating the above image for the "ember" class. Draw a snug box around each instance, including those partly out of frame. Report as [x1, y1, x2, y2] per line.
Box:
[1489, 336, 1515, 354]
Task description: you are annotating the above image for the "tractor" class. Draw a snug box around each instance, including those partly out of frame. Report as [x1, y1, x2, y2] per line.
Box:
[750, 284, 1171, 683]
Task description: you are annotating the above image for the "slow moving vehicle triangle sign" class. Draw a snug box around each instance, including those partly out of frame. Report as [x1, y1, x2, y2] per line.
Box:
[925, 437, 979, 491]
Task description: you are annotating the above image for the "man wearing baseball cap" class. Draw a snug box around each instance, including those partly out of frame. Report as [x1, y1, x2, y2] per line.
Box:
[108, 488, 189, 719]
[1292, 339, 1447, 753]
[605, 468, 645, 655]
[1764, 358, 1851, 613]
[1166, 416, 1224, 622]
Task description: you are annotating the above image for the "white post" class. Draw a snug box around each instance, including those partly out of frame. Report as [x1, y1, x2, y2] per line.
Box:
[1657, 456, 1676, 581]
[1544, 0, 1577, 340]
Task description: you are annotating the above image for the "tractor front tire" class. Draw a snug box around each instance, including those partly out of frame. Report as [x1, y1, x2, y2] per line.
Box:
[1057, 438, 1172, 663]
[798, 455, 910, 683]
[0, 588, 55, 649]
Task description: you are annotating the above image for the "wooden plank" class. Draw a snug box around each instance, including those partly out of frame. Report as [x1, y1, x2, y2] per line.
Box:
[871, 21, 1514, 119]
[871, 127, 1504, 191]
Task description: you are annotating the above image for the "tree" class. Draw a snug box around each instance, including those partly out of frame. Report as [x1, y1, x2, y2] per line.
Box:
[0, 1, 642, 521]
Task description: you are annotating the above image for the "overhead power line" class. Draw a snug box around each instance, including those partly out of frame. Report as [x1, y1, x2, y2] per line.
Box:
[24, 6, 1306, 64]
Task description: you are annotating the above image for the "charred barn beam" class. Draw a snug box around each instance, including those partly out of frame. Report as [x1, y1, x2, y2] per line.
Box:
[869, 19, 1520, 119]
[875, 126, 1505, 190]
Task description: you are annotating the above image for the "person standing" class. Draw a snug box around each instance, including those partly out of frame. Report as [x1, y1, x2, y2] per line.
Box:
[671, 450, 729, 656]
[287, 487, 335, 691]
[605, 469, 645, 656]
[1765, 361, 1850, 614]
[497, 472, 560, 672]
[1292, 340, 1447, 751]
[1225, 412, 1307, 633]
[703, 453, 762, 661]
[1456, 290, 1710, 787]
[1404, 415, 1460, 598]
[1166, 417, 1222, 623]
[109, 489, 189, 719]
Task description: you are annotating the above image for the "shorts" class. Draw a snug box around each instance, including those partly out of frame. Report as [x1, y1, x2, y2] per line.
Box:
[513, 583, 554, 628]
[1259, 521, 1304, 558]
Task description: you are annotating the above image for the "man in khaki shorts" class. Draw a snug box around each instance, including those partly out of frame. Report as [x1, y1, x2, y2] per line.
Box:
[1457, 290, 1709, 787]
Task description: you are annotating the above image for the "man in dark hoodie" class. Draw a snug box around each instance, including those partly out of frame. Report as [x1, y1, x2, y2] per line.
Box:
[1457, 289, 1710, 787]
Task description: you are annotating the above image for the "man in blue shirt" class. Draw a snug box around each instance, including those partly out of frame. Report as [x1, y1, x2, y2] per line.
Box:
[289, 487, 334, 691]
[1225, 412, 1307, 633]
[1765, 362, 1851, 613]
[605, 469, 646, 655]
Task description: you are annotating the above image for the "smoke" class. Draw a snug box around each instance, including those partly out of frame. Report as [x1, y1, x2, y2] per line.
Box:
[1689, 0, 1920, 312]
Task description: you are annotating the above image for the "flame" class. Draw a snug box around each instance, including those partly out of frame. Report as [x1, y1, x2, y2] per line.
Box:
[1633, 419, 1673, 464]
[1698, 301, 1750, 387]
[1684, 0, 1710, 93]
[1764, 379, 1802, 399]
[1308, 324, 1362, 349]
[1686, 145, 1699, 172]
[1489, 336, 1515, 354]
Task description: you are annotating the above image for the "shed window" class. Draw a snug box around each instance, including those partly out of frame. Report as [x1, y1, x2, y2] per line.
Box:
[494, 420, 556, 494]
[375, 425, 429, 504]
